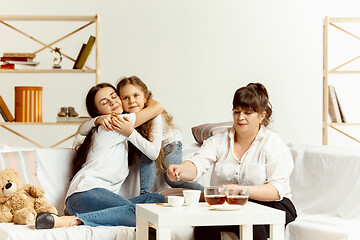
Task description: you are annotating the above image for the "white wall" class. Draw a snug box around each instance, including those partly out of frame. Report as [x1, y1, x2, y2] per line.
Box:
[0, 0, 360, 148]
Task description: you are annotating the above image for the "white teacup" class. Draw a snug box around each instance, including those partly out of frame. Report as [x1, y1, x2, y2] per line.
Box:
[183, 190, 201, 206]
[167, 196, 184, 207]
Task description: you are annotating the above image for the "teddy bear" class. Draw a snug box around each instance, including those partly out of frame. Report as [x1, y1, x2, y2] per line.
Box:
[0, 168, 58, 225]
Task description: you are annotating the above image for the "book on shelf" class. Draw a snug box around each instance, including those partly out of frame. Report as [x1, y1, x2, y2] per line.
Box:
[1, 57, 34, 62]
[3, 52, 36, 58]
[328, 85, 345, 123]
[56, 116, 90, 123]
[73, 44, 86, 69]
[0, 95, 14, 122]
[1, 60, 39, 66]
[1, 63, 38, 70]
[73, 35, 96, 69]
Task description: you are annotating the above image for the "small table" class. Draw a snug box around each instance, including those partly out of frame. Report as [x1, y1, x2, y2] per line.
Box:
[136, 202, 285, 240]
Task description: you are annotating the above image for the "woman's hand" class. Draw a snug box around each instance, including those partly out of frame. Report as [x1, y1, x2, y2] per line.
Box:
[223, 184, 246, 194]
[167, 161, 197, 182]
[167, 164, 181, 181]
[95, 114, 113, 131]
[111, 114, 134, 137]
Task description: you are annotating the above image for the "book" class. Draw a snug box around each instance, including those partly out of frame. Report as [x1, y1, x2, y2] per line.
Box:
[0, 95, 14, 122]
[73, 35, 96, 69]
[3, 52, 36, 58]
[1, 60, 39, 66]
[1, 57, 33, 62]
[1, 63, 38, 70]
[73, 44, 86, 69]
[328, 85, 342, 123]
[336, 90, 346, 123]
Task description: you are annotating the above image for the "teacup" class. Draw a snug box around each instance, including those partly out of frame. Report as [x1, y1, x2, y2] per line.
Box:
[225, 187, 249, 205]
[182, 190, 201, 206]
[204, 186, 226, 205]
[167, 196, 184, 207]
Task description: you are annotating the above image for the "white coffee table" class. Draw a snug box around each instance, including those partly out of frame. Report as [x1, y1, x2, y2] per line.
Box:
[136, 202, 285, 240]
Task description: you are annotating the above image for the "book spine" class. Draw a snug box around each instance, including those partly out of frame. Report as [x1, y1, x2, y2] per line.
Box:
[1, 64, 15, 69]
[3, 53, 36, 58]
[1, 57, 33, 62]
[73, 44, 86, 69]
[0, 105, 9, 121]
[73, 35, 96, 69]
[0, 96, 14, 122]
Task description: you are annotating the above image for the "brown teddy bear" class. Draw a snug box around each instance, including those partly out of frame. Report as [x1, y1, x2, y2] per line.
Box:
[0, 168, 58, 225]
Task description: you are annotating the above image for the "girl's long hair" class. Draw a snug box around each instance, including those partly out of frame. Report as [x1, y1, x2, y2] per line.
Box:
[117, 76, 174, 172]
[71, 83, 117, 180]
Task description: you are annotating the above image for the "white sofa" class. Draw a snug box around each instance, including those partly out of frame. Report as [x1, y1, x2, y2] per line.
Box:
[0, 143, 360, 240]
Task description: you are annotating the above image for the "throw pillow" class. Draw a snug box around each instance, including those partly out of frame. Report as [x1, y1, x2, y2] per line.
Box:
[0, 150, 39, 185]
[191, 122, 233, 144]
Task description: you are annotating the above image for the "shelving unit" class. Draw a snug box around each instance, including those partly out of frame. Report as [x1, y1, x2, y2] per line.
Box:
[0, 15, 100, 148]
[323, 16, 360, 145]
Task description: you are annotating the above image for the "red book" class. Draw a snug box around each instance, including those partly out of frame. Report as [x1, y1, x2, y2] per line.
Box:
[1, 64, 15, 69]
[1, 57, 33, 62]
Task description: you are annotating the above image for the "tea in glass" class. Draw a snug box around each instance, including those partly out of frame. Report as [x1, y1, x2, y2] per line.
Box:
[204, 186, 226, 205]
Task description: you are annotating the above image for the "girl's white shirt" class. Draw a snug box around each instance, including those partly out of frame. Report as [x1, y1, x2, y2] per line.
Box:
[65, 113, 136, 199]
[79, 114, 182, 161]
[188, 126, 294, 200]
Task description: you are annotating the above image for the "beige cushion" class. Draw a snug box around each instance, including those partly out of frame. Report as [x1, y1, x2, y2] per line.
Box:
[191, 122, 232, 144]
[0, 150, 39, 185]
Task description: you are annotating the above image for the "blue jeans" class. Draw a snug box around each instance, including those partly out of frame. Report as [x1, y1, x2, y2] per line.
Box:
[140, 141, 204, 194]
[65, 188, 165, 227]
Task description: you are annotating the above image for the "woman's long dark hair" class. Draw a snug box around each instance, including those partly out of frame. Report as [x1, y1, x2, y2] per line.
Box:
[71, 83, 117, 179]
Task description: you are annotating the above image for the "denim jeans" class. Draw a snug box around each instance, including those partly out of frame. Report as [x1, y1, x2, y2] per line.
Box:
[140, 141, 204, 194]
[65, 187, 165, 227]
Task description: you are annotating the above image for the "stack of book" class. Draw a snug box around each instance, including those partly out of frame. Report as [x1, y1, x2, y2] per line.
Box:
[0, 52, 39, 69]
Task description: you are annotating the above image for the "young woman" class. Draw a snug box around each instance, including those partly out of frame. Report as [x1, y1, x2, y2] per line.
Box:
[167, 83, 297, 240]
[79, 76, 203, 195]
[35, 83, 165, 229]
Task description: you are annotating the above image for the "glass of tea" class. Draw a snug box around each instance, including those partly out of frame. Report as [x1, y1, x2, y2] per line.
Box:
[225, 187, 249, 205]
[204, 186, 226, 205]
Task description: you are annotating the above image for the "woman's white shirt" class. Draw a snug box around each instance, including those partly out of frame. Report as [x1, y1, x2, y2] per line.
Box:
[65, 113, 136, 199]
[188, 126, 294, 200]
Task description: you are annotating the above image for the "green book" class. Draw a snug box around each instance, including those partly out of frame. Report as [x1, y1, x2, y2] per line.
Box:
[73, 35, 96, 69]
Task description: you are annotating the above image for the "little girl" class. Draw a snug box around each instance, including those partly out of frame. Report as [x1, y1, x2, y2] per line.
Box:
[79, 76, 203, 194]
[117, 76, 203, 194]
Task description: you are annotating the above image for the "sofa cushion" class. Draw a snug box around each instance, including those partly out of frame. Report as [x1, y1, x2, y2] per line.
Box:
[286, 214, 360, 240]
[35, 148, 74, 215]
[191, 122, 232, 144]
[288, 144, 360, 220]
[0, 150, 39, 185]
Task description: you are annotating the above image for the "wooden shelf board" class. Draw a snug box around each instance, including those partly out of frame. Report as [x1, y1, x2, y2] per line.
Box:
[329, 70, 360, 74]
[328, 123, 360, 126]
[0, 69, 95, 73]
[329, 18, 360, 23]
[0, 15, 97, 21]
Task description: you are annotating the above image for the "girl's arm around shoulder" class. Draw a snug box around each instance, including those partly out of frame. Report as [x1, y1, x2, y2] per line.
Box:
[78, 114, 113, 135]
[134, 99, 164, 127]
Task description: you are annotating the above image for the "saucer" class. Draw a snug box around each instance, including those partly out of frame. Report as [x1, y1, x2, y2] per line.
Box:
[209, 205, 243, 211]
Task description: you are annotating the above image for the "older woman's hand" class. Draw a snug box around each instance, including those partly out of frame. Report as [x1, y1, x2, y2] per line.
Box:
[167, 164, 181, 181]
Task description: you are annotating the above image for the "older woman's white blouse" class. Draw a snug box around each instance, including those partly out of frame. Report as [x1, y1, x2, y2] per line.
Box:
[188, 126, 294, 200]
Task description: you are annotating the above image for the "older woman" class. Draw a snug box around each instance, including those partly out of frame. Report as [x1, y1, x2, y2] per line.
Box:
[167, 83, 297, 240]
